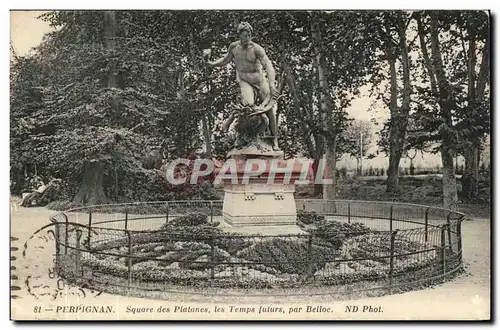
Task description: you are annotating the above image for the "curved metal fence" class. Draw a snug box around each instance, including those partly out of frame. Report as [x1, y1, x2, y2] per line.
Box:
[50, 200, 465, 298]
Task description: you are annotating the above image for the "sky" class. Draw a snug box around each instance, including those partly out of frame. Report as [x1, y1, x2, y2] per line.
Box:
[10, 11, 52, 57]
[9, 10, 450, 170]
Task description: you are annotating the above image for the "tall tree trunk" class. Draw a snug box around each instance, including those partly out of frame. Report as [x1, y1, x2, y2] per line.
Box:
[408, 150, 417, 175]
[419, 12, 459, 207]
[312, 17, 336, 201]
[441, 146, 458, 210]
[283, 62, 316, 158]
[323, 144, 337, 201]
[73, 161, 108, 205]
[201, 115, 212, 157]
[277, 19, 321, 195]
[105, 11, 117, 89]
[416, 13, 438, 96]
[461, 27, 479, 199]
[384, 43, 401, 192]
[283, 62, 322, 195]
[190, 33, 212, 157]
[313, 134, 325, 196]
[475, 33, 490, 101]
[429, 12, 458, 210]
[386, 13, 411, 193]
[463, 147, 479, 199]
[463, 28, 490, 199]
[73, 11, 117, 205]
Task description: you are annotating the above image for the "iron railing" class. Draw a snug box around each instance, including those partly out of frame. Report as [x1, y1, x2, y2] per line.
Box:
[50, 200, 465, 298]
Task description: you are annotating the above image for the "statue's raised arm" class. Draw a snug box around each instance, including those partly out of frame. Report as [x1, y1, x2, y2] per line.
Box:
[207, 43, 235, 67]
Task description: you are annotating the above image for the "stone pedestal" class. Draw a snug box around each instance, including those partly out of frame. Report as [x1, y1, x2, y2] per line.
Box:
[217, 150, 306, 233]
[223, 183, 297, 226]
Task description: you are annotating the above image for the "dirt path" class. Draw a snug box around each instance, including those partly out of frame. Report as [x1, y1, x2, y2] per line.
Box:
[10, 202, 490, 320]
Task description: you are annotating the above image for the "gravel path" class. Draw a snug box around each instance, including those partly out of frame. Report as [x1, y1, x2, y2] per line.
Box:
[10, 201, 490, 320]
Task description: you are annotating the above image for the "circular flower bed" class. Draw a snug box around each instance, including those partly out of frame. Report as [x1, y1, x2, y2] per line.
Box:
[71, 211, 440, 289]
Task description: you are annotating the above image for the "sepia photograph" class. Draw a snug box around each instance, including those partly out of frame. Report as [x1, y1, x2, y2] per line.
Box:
[9, 8, 491, 321]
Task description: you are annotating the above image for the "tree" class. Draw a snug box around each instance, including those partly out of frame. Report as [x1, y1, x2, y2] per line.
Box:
[379, 115, 431, 177]
[455, 11, 490, 199]
[10, 49, 47, 194]
[275, 11, 380, 197]
[429, 11, 459, 209]
[72, 11, 117, 205]
[414, 10, 490, 209]
[367, 11, 413, 192]
[15, 10, 453, 205]
[341, 120, 374, 175]
[406, 149, 418, 175]
[11, 11, 198, 204]
[311, 16, 336, 200]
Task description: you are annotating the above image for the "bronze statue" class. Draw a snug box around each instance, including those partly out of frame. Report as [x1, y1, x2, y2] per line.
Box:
[207, 21, 280, 151]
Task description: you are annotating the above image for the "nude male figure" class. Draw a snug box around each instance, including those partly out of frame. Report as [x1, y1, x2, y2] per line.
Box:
[207, 22, 280, 151]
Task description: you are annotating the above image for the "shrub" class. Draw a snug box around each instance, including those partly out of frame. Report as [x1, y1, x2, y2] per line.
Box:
[309, 220, 372, 250]
[107, 166, 220, 203]
[314, 232, 439, 281]
[236, 237, 336, 275]
[339, 232, 437, 271]
[47, 200, 78, 211]
[215, 236, 253, 255]
[297, 210, 325, 225]
[90, 231, 166, 252]
[342, 233, 435, 262]
[180, 247, 232, 271]
[166, 212, 209, 227]
[197, 181, 220, 200]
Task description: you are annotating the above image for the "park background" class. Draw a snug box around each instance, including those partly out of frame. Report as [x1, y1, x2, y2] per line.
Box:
[9, 11, 490, 219]
[6, 6, 493, 322]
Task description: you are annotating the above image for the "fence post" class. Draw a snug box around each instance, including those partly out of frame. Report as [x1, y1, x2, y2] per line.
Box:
[165, 202, 169, 224]
[424, 207, 430, 243]
[75, 229, 82, 276]
[307, 234, 314, 279]
[87, 208, 92, 248]
[389, 230, 398, 289]
[125, 207, 129, 230]
[126, 230, 132, 295]
[441, 225, 447, 277]
[389, 203, 394, 231]
[63, 213, 69, 255]
[446, 212, 453, 253]
[457, 219, 463, 260]
[347, 201, 351, 224]
[210, 201, 214, 223]
[210, 235, 215, 280]
[54, 220, 61, 256]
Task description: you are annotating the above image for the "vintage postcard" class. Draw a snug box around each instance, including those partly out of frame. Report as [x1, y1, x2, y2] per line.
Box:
[10, 9, 491, 321]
